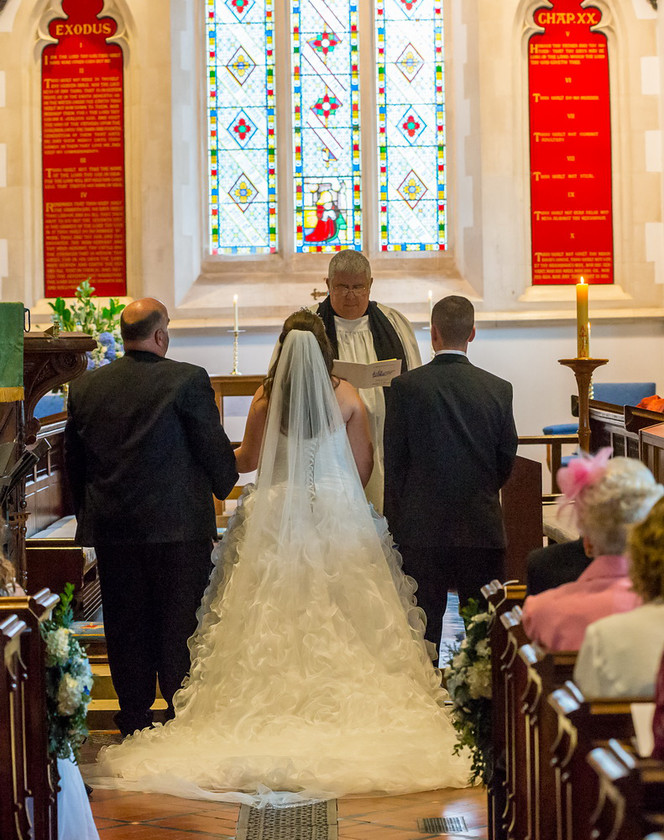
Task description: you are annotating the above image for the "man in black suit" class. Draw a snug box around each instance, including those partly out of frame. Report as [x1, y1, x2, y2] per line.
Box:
[384, 295, 518, 646]
[65, 298, 238, 736]
[526, 537, 591, 595]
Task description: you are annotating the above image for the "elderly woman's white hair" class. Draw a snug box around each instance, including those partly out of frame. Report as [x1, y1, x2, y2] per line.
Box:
[575, 457, 663, 555]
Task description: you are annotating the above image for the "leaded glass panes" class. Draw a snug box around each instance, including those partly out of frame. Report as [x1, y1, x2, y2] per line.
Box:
[292, 1, 362, 253]
[376, 0, 446, 251]
[207, 0, 277, 254]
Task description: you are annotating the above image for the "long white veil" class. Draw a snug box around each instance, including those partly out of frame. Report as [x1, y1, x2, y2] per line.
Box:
[245, 328, 368, 554]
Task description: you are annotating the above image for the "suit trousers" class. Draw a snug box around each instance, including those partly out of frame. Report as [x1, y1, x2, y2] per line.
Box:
[95, 540, 213, 737]
[399, 544, 505, 649]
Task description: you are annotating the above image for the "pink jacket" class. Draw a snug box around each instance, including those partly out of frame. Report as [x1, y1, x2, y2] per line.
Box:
[521, 554, 642, 651]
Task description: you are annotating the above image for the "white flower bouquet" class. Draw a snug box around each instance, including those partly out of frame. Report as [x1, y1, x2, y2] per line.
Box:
[443, 598, 494, 784]
[41, 583, 93, 760]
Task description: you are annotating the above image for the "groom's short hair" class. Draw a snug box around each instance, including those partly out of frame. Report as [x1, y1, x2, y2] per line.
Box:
[432, 296, 474, 345]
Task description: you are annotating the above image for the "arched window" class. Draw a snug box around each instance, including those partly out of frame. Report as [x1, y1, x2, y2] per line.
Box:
[206, 0, 446, 257]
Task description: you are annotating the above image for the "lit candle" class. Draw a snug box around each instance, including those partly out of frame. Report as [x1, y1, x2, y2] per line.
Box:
[233, 294, 239, 332]
[428, 289, 433, 318]
[576, 277, 589, 358]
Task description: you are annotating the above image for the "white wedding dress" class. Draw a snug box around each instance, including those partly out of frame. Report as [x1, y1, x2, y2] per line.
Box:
[87, 330, 470, 805]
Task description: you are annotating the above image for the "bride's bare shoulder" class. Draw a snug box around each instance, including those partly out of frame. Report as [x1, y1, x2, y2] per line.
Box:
[251, 384, 268, 408]
[333, 377, 362, 417]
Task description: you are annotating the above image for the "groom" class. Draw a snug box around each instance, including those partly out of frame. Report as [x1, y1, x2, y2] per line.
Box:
[384, 295, 518, 647]
[65, 298, 238, 736]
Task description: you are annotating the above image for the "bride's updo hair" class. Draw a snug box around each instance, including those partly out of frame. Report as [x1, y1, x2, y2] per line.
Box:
[263, 309, 335, 401]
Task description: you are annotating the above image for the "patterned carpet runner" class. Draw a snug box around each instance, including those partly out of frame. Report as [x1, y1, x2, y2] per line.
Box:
[237, 801, 338, 840]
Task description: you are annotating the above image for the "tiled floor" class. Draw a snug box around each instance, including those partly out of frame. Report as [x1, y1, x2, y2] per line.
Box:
[87, 786, 488, 838]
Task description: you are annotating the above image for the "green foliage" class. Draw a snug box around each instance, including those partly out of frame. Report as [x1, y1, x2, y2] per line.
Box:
[52, 581, 75, 628]
[47, 280, 124, 369]
[48, 279, 125, 336]
[443, 598, 494, 784]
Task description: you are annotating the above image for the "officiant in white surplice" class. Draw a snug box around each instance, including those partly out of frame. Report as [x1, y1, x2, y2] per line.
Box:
[314, 250, 421, 512]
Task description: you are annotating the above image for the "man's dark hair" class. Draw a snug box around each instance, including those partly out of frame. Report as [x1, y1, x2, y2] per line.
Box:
[431, 295, 474, 345]
[121, 309, 164, 343]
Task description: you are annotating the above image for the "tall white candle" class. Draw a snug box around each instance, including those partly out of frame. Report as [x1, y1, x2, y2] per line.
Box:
[575, 278, 589, 358]
[233, 294, 239, 332]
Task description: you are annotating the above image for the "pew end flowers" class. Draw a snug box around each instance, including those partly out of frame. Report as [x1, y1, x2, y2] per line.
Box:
[41, 583, 93, 760]
[443, 598, 493, 784]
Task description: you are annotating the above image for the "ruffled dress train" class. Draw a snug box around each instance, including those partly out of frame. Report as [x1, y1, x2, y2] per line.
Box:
[88, 477, 470, 804]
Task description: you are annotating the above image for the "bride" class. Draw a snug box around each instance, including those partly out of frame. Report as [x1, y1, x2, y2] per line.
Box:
[88, 310, 471, 805]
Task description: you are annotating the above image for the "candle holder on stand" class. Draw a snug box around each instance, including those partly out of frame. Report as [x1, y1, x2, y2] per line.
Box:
[558, 357, 609, 452]
[228, 329, 245, 376]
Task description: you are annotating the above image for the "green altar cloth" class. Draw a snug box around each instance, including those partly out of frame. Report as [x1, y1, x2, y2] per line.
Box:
[0, 303, 24, 402]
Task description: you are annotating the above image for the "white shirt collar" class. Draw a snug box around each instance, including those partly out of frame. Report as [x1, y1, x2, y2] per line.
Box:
[435, 349, 467, 357]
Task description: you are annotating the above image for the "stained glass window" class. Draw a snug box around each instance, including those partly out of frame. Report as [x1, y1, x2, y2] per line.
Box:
[376, 0, 446, 251]
[206, 0, 446, 256]
[207, 0, 277, 254]
[291, 1, 361, 253]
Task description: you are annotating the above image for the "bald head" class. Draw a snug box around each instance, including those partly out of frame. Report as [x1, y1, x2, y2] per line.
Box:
[121, 298, 170, 356]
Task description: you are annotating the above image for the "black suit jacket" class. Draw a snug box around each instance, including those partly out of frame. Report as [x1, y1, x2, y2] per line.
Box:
[526, 538, 591, 595]
[65, 350, 238, 545]
[384, 353, 518, 549]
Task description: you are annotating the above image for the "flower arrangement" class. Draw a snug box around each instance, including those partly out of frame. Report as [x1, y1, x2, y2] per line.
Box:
[48, 279, 125, 369]
[41, 583, 93, 760]
[443, 598, 494, 784]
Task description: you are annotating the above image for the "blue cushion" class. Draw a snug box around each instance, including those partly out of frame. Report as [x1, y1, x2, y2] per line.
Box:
[592, 382, 656, 406]
[34, 393, 66, 419]
[542, 423, 578, 436]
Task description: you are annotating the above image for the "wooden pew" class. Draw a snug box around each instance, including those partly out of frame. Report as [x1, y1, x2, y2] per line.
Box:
[486, 581, 655, 840]
[23, 416, 101, 620]
[0, 613, 30, 840]
[500, 605, 530, 840]
[497, 605, 577, 840]
[0, 589, 60, 840]
[548, 683, 651, 840]
[482, 580, 527, 840]
[519, 643, 577, 840]
[588, 739, 664, 840]
[576, 397, 664, 458]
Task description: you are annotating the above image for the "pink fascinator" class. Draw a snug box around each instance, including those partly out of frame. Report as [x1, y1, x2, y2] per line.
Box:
[557, 446, 612, 504]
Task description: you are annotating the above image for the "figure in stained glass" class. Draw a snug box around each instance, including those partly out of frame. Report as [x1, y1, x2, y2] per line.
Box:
[305, 183, 347, 243]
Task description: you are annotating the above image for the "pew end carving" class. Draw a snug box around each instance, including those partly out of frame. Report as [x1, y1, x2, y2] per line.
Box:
[0, 588, 60, 840]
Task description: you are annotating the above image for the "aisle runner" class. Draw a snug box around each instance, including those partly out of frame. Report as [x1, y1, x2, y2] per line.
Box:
[237, 801, 338, 840]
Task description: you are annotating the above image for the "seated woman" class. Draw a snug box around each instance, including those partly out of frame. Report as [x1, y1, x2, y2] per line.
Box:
[522, 451, 662, 651]
[574, 496, 664, 698]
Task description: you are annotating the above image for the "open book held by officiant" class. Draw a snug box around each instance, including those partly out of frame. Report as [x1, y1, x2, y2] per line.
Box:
[332, 358, 401, 389]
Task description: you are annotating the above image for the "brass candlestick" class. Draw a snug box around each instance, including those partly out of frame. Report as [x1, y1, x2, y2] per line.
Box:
[558, 357, 609, 452]
[228, 329, 245, 376]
